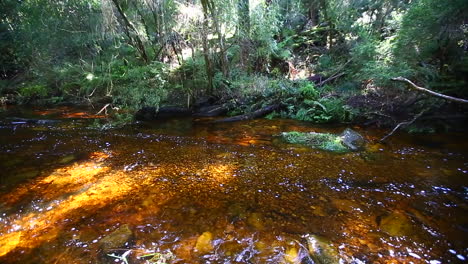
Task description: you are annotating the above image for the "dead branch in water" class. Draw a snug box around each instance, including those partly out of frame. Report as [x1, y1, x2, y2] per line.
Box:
[96, 103, 111, 115]
[380, 110, 426, 142]
[391, 77, 468, 104]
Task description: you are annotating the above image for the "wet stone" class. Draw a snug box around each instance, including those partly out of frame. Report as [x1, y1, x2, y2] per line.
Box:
[247, 212, 264, 230]
[194, 231, 214, 254]
[305, 234, 341, 264]
[340, 128, 366, 151]
[284, 245, 300, 263]
[59, 154, 76, 164]
[378, 210, 415, 237]
[98, 224, 133, 250]
[331, 199, 361, 213]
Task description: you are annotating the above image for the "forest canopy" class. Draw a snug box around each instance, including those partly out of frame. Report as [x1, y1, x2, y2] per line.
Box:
[1, 0, 467, 129]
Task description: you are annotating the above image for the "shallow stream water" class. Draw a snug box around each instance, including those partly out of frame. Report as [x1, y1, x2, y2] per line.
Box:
[0, 106, 467, 263]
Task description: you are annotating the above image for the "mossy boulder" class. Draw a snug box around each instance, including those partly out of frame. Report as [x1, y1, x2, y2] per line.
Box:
[281, 128, 366, 153]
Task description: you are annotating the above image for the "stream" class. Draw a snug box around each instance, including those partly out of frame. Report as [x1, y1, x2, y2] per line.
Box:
[0, 106, 467, 263]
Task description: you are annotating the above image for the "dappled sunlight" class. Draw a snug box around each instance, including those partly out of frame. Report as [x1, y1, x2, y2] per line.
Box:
[199, 163, 236, 184]
[0, 146, 241, 259]
[0, 151, 168, 257]
[0, 151, 112, 206]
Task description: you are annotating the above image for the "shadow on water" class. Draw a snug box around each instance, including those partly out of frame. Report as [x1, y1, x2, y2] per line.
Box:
[0, 106, 468, 263]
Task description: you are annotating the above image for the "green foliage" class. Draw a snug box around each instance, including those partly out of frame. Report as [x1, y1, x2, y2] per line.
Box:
[174, 56, 210, 96]
[90, 112, 134, 130]
[111, 62, 169, 110]
[299, 82, 319, 100]
[19, 84, 48, 98]
[275, 81, 354, 123]
[2, 0, 466, 130]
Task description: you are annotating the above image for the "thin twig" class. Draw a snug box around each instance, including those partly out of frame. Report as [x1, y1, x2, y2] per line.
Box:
[380, 110, 426, 142]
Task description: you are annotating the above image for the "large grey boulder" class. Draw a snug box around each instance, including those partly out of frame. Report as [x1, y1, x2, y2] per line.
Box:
[339, 128, 366, 151]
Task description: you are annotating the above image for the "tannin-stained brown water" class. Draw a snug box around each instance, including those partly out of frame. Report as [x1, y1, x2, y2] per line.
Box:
[0, 106, 467, 263]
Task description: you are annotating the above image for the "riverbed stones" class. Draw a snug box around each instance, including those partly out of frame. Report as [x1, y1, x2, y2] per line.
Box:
[99, 224, 133, 250]
[305, 234, 340, 264]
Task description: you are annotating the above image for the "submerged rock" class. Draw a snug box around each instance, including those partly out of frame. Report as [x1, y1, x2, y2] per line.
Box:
[284, 245, 300, 263]
[304, 234, 341, 264]
[59, 154, 76, 164]
[194, 231, 214, 254]
[331, 199, 361, 213]
[99, 224, 133, 250]
[378, 210, 415, 237]
[247, 212, 264, 230]
[281, 128, 366, 153]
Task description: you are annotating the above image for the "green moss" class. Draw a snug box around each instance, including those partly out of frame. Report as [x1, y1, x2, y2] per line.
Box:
[281, 131, 349, 153]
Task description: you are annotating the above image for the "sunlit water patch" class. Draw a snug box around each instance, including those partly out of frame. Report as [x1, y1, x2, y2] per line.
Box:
[0, 107, 467, 263]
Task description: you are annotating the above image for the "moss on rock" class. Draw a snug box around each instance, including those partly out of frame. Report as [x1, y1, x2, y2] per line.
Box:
[281, 129, 366, 153]
[281, 131, 349, 153]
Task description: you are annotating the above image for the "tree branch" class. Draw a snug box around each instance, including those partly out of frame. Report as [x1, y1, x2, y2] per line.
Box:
[391, 77, 468, 104]
[380, 110, 426, 142]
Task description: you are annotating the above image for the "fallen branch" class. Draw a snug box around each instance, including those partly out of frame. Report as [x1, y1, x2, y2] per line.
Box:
[391, 77, 468, 104]
[215, 104, 280, 123]
[96, 103, 111, 115]
[318, 72, 345, 87]
[380, 110, 426, 142]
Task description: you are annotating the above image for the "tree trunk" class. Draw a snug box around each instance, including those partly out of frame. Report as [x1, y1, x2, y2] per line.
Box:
[308, 1, 319, 27]
[211, 6, 229, 77]
[238, 0, 250, 70]
[110, 0, 149, 63]
[201, 16, 214, 95]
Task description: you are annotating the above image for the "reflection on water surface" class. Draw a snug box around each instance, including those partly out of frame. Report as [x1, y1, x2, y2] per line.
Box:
[0, 107, 467, 263]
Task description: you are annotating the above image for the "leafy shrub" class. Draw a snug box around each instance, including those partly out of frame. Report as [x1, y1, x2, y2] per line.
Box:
[299, 82, 319, 100]
[19, 84, 48, 98]
[112, 62, 169, 110]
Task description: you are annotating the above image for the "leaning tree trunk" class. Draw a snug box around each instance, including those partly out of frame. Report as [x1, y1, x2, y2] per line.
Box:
[110, 0, 149, 63]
